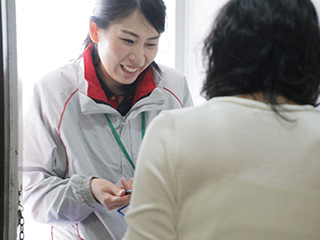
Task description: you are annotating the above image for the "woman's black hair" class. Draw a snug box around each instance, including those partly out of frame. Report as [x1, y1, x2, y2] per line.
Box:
[202, 0, 320, 115]
[83, 0, 166, 73]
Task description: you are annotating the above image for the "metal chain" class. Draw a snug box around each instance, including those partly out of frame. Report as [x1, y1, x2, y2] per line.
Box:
[17, 185, 25, 240]
[17, 209, 24, 240]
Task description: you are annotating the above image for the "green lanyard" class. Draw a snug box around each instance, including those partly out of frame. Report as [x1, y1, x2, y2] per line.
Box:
[105, 112, 146, 170]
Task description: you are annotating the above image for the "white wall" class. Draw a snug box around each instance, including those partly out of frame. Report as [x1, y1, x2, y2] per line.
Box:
[184, 0, 228, 106]
[313, 0, 320, 14]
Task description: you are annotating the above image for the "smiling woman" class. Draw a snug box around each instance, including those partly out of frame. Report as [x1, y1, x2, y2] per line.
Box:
[89, 11, 160, 98]
[18, 0, 193, 239]
[16, 0, 177, 117]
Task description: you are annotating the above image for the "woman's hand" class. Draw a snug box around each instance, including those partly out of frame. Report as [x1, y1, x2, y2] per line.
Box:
[121, 177, 134, 192]
[90, 178, 133, 210]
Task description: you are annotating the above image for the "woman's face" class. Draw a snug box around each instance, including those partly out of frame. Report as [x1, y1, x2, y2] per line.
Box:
[93, 10, 160, 94]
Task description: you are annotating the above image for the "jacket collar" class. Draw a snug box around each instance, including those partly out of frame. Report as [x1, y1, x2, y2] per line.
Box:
[83, 43, 157, 107]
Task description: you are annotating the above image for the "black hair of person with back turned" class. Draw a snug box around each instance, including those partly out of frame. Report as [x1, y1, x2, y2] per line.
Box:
[83, 0, 166, 74]
[202, 0, 320, 118]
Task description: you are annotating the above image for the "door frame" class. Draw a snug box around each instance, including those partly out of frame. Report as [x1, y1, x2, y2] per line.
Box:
[0, 0, 19, 239]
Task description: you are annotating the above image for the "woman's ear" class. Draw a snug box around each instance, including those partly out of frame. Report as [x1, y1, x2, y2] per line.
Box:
[89, 21, 99, 43]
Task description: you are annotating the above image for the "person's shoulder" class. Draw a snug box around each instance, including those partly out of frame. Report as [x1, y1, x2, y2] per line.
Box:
[32, 58, 84, 107]
[159, 64, 184, 76]
[41, 59, 80, 83]
[153, 64, 189, 95]
[160, 64, 185, 79]
[155, 64, 185, 83]
[37, 59, 82, 92]
[159, 101, 210, 122]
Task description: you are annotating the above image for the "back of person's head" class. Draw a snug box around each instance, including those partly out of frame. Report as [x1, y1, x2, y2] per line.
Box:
[202, 0, 320, 107]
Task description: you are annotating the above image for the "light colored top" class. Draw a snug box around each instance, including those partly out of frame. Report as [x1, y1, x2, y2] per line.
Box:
[123, 97, 320, 240]
[21, 45, 193, 240]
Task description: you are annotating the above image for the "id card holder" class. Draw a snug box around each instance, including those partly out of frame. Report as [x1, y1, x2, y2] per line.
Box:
[117, 204, 130, 216]
[115, 177, 130, 216]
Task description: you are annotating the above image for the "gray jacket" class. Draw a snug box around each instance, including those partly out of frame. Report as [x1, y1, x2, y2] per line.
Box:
[21, 53, 193, 240]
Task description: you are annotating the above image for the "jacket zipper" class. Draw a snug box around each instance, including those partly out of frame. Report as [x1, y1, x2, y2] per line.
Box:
[119, 116, 126, 135]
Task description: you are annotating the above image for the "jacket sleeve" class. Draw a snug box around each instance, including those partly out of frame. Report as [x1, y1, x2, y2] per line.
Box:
[21, 82, 104, 226]
[182, 76, 194, 108]
[123, 111, 178, 240]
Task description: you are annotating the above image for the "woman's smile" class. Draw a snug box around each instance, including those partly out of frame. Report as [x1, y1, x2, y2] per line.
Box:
[91, 10, 160, 95]
[120, 64, 140, 73]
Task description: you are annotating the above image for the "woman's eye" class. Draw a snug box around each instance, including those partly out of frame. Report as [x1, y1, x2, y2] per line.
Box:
[147, 43, 157, 47]
[122, 39, 134, 44]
